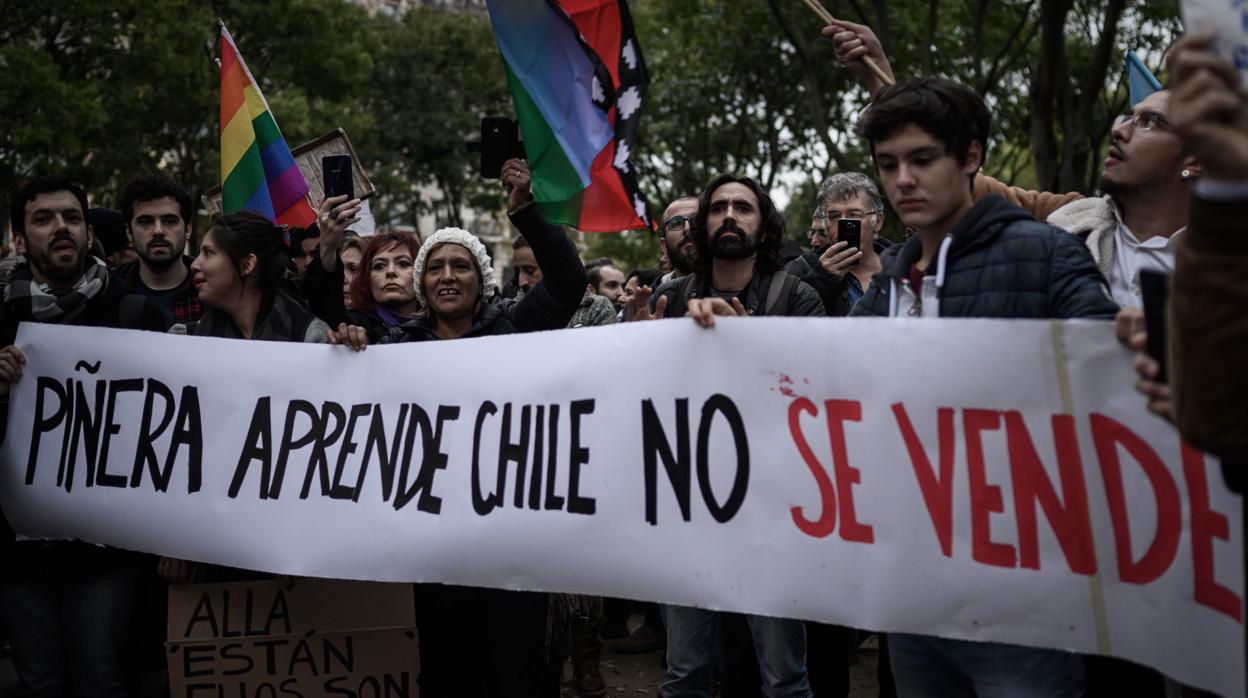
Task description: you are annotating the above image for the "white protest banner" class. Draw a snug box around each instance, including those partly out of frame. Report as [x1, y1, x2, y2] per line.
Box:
[1181, 0, 1248, 91]
[0, 319, 1242, 696]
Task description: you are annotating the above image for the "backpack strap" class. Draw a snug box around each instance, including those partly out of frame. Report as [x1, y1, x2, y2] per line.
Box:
[763, 270, 799, 317]
[118, 294, 147, 330]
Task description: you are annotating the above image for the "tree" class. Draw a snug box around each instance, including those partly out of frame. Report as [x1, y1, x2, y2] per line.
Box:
[367, 6, 512, 231]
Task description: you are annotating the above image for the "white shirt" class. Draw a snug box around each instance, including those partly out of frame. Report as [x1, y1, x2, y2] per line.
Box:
[1108, 208, 1183, 308]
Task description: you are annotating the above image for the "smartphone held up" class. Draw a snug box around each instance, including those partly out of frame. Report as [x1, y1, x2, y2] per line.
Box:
[837, 218, 862, 265]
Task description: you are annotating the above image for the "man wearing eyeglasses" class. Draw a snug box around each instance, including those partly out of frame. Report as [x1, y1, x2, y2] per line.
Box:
[786, 173, 891, 316]
[805, 206, 830, 249]
[654, 196, 698, 288]
[1045, 90, 1199, 308]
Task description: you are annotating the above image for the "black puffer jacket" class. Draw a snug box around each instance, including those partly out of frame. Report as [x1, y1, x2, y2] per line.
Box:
[852, 195, 1119, 320]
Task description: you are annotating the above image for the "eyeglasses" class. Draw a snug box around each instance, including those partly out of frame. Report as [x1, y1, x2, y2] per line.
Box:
[824, 209, 881, 221]
[663, 214, 694, 233]
[807, 227, 828, 238]
[1114, 111, 1171, 133]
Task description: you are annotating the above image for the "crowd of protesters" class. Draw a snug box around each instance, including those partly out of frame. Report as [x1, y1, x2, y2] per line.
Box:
[0, 13, 1244, 698]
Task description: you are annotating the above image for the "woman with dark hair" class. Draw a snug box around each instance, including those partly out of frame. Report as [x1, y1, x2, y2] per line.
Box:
[171, 211, 331, 342]
[344, 230, 422, 341]
[332, 159, 586, 698]
[158, 209, 340, 585]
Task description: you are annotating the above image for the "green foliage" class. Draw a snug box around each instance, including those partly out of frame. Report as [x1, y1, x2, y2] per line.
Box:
[582, 227, 664, 274]
[1, 0, 1182, 251]
[367, 6, 511, 230]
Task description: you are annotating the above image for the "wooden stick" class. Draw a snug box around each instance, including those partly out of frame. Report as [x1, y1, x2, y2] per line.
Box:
[798, 0, 895, 87]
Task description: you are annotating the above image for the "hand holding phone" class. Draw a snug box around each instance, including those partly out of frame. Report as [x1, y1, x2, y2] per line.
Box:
[836, 219, 862, 265]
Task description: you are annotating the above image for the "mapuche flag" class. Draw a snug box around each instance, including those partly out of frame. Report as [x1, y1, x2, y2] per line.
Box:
[485, 0, 652, 233]
[218, 22, 316, 228]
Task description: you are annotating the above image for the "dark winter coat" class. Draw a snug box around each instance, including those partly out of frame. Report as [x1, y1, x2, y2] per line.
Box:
[851, 195, 1119, 320]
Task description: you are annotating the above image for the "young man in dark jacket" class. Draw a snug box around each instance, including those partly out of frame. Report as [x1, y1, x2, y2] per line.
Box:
[849, 78, 1117, 697]
[851, 79, 1118, 322]
[0, 176, 165, 698]
[114, 172, 202, 329]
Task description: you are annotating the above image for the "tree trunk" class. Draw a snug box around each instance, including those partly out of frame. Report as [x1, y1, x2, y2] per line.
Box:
[1029, 0, 1073, 192]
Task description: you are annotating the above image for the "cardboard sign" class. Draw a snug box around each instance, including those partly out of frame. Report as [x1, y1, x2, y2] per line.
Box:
[166, 578, 418, 698]
[202, 128, 377, 220]
[1, 319, 1243, 696]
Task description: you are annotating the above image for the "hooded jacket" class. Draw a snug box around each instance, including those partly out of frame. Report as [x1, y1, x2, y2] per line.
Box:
[851, 195, 1119, 320]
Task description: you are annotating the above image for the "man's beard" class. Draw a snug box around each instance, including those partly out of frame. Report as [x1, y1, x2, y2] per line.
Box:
[1098, 174, 1137, 199]
[138, 239, 184, 271]
[28, 232, 87, 284]
[709, 222, 757, 260]
[668, 242, 696, 273]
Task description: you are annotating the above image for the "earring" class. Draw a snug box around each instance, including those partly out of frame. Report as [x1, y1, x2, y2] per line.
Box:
[1182, 169, 1192, 179]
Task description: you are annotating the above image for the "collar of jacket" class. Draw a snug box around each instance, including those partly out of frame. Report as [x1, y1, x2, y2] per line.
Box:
[117, 255, 196, 292]
[397, 298, 511, 340]
[879, 194, 1030, 281]
[686, 270, 773, 315]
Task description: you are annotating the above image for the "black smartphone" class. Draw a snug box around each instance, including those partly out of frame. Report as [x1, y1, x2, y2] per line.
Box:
[1139, 268, 1169, 384]
[474, 117, 524, 179]
[837, 219, 862, 258]
[322, 154, 353, 200]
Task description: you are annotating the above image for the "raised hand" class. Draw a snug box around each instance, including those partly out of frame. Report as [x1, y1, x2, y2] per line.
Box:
[1168, 32, 1248, 181]
[317, 194, 363, 270]
[501, 158, 534, 212]
[818, 241, 862, 278]
[626, 285, 670, 322]
[821, 18, 895, 99]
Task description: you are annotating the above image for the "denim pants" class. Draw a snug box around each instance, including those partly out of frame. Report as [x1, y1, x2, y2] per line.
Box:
[662, 605, 812, 698]
[888, 633, 1085, 698]
[0, 561, 138, 698]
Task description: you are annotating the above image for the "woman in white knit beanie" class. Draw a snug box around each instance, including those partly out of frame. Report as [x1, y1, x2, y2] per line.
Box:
[330, 159, 589, 696]
[334, 159, 587, 346]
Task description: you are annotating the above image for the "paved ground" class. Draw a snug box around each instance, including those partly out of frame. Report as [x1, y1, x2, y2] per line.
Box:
[559, 623, 882, 698]
[1, 623, 883, 697]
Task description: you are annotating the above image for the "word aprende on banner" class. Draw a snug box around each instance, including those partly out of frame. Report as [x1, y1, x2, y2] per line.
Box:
[0, 319, 1242, 696]
[166, 578, 417, 698]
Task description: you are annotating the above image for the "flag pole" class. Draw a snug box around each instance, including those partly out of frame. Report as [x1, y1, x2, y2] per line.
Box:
[797, 0, 894, 87]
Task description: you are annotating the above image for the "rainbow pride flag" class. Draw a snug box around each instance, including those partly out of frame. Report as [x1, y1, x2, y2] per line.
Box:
[218, 23, 316, 228]
[485, 0, 651, 233]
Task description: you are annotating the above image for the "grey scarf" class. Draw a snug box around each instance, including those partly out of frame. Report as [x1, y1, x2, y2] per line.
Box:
[3, 256, 111, 323]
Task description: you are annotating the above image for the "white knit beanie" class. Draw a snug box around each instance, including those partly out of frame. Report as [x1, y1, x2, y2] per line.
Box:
[412, 227, 497, 307]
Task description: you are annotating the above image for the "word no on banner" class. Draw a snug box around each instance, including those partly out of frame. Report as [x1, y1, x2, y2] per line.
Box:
[0, 318, 1242, 696]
